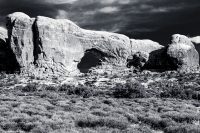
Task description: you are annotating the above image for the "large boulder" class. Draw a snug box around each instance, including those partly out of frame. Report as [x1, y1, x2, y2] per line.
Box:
[6, 12, 132, 76]
[167, 34, 199, 72]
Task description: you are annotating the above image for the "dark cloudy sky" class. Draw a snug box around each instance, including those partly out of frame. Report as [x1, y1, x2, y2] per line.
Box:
[0, 0, 200, 44]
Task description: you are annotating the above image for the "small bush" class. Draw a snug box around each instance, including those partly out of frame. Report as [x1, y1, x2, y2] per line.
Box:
[58, 84, 95, 98]
[112, 81, 147, 98]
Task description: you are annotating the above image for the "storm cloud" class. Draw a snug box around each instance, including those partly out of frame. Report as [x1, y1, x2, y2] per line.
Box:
[0, 0, 200, 44]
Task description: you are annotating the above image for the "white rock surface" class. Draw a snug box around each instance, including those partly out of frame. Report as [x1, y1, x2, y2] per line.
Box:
[130, 39, 164, 54]
[191, 36, 200, 44]
[0, 27, 7, 42]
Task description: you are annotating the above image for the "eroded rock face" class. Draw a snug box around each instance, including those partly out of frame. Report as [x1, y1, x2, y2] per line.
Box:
[6, 12, 35, 70]
[167, 34, 199, 72]
[35, 16, 131, 75]
[190, 36, 200, 64]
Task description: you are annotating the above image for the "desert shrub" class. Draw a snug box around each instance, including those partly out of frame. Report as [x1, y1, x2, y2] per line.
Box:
[165, 125, 200, 133]
[76, 115, 128, 130]
[160, 84, 185, 99]
[0, 74, 19, 87]
[102, 98, 117, 107]
[127, 125, 154, 133]
[58, 84, 95, 98]
[191, 91, 200, 100]
[149, 80, 200, 100]
[138, 116, 163, 129]
[138, 116, 176, 130]
[161, 111, 199, 123]
[0, 72, 7, 80]
[1, 119, 35, 132]
[124, 113, 139, 123]
[159, 82, 200, 100]
[21, 83, 37, 92]
[91, 110, 109, 117]
[58, 84, 74, 92]
[112, 81, 147, 98]
[45, 85, 58, 91]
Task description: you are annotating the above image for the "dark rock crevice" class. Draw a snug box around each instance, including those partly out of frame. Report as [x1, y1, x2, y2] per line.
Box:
[32, 19, 40, 66]
[0, 38, 20, 73]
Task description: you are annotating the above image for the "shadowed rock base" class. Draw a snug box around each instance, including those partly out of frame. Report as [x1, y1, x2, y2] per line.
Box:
[0, 27, 20, 73]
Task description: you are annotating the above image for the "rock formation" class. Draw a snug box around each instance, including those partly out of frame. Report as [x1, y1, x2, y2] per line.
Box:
[6, 12, 132, 76]
[167, 34, 199, 72]
[2, 12, 200, 76]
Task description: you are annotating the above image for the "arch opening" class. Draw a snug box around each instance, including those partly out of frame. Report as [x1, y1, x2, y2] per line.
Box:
[77, 49, 106, 73]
